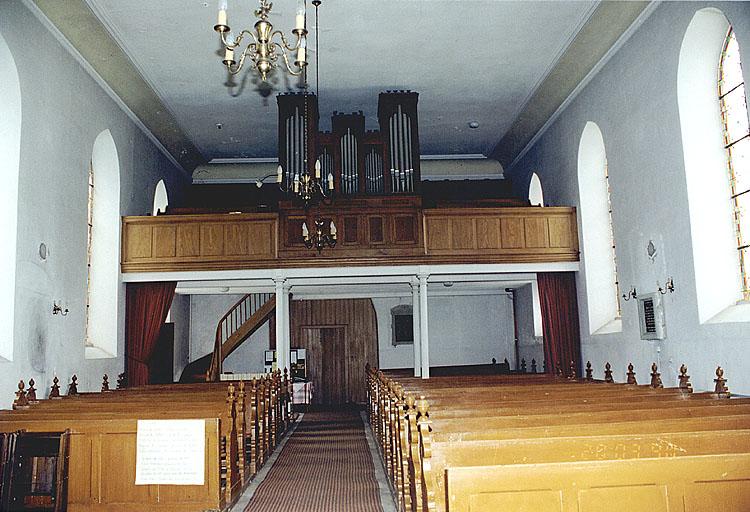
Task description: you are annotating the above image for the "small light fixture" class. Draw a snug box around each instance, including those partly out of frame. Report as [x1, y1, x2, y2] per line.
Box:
[657, 277, 675, 295]
[302, 218, 336, 254]
[468, 121, 479, 129]
[622, 286, 637, 301]
[52, 301, 69, 316]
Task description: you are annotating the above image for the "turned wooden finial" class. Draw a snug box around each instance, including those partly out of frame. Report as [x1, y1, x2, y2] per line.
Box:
[604, 362, 614, 383]
[585, 361, 593, 381]
[416, 395, 429, 418]
[555, 361, 563, 377]
[542, 360, 547, 373]
[568, 360, 577, 380]
[531, 359, 537, 373]
[13, 380, 29, 410]
[650, 363, 663, 388]
[678, 364, 693, 394]
[27, 378, 38, 402]
[520, 358, 527, 373]
[117, 372, 127, 389]
[50, 376, 61, 399]
[626, 363, 637, 385]
[405, 394, 416, 410]
[714, 366, 730, 398]
[68, 375, 78, 396]
[101, 374, 110, 392]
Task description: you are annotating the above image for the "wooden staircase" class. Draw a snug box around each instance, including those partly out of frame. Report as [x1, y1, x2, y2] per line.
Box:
[180, 293, 275, 382]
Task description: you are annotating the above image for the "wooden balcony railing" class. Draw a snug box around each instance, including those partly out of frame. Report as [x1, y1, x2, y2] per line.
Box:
[121, 204, 578, 273]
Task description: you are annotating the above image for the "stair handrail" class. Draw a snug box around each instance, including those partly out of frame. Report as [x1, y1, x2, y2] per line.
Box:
[208, 292, 275, 381]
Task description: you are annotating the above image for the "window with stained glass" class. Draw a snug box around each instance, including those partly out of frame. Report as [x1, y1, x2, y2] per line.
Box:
[719, 28, 750, 301]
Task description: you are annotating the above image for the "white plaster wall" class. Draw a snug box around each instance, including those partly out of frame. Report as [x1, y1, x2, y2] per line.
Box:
[374, 295, 515, 369]
[0, 3, 189, 408]
[188, 294, 270, 374]
[516, 284, 544, 370]
[509, 2, 750, 392]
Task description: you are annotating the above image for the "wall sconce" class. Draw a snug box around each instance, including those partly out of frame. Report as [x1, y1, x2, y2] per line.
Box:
[658, 277, 675, 295]
[52, 301, 69, 316]
[622, 286, 637, 301]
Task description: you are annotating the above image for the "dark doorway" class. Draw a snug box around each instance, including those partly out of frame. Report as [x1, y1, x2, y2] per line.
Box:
[149, 323, 175, 384]
[299, 327, 346, 405]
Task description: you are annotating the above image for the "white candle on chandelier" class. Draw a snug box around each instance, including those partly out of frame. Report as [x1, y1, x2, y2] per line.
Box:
[314, 158, 321, 179]
[297, 36, 306, 66]
[217, 0, 228, 27]
[276, 165, 283, 183]
[293, 173, 300, 193]
[224, 46, 235, 64]
[327, 172, 334, 190]
[329, 221, 337, 238]
[295, 0, 306, 30]
[302, 222, 309, 240]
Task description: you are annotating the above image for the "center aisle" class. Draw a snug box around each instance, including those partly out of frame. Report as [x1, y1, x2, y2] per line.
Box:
[244, 408, 386, 512]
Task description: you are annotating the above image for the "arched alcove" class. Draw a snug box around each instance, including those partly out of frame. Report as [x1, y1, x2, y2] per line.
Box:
[86, 129, 121, 358]
[678, 8, 746, 323]
[0, 31, 21, 362]
[528, 173, 544, 206]
[152, 179, 169, 216]
[578, 121, 621, 335]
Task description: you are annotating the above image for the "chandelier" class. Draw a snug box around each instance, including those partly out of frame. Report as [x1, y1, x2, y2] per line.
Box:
[303, 218, 337, 253]
[214, 0, 308, 82]
[276, 157, 333, 208]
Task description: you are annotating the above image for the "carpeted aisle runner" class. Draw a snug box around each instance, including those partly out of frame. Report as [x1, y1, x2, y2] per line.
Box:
[244, 408, 384, 512]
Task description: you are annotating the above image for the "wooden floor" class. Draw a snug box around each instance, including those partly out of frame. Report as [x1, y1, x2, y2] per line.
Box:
[243, 407, 386, 512]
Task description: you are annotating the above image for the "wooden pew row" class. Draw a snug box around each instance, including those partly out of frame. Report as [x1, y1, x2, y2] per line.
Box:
[2, 371, 294, 511]
[365, 363, 749, 512]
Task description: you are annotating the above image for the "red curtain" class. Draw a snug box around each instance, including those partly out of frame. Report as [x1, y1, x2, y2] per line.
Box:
[125, 282, 176, 387]
[538, 272, 581, 376]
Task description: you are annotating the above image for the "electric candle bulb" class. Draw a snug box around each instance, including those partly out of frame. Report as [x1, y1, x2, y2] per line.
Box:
[327, 172, 334, 190]
[329, 221, 337, 238]
[217, 0, 228, 27]
[276, 165, 283, 183]
[224, 47, 235, 64]
[295, 0, 306, 30]
[302, 222, 309, 240]
[297, 36, 306, 65]
[314, 158, 321, 179]
[293, 173, 300, 193]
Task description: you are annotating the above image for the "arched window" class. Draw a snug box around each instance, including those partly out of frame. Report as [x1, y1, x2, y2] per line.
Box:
[578, 121, 621, 334]
[86, 130, 121, 358]
[679, 9, 749, 323]
[0, 32, 21, 361]
[152, 179, 169, 216]
[529, 173, 544, 206]
[719, 28, 749, 301]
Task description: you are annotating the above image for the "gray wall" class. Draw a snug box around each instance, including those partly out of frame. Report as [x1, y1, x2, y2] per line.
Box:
[170, 294, 191, 381]
[516, 284, 544, 370]
[509, 2, 750, 393]
[373, 294, 515, 370]
[0, 2, 189, 407]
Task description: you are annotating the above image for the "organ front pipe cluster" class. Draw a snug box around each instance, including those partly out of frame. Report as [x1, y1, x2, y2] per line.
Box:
[277, 90, 420, 200]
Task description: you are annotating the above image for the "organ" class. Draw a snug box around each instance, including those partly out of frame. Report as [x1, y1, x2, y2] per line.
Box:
[277, 90, 421, 198]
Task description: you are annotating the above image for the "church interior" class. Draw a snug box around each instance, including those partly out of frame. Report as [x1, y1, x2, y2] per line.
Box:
[1, 0, 750, 511]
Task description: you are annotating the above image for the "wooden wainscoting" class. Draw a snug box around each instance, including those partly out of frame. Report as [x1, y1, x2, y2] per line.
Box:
[121, 213, 278, 272]
[423, 207, 578, 263]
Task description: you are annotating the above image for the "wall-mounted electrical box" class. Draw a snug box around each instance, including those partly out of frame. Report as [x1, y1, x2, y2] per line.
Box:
[638, 292, 666, 340]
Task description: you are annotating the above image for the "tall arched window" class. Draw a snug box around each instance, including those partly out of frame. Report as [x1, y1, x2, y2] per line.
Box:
[578, 121, 621, 334]
[0, 32, 21, 361]
[529, 173, 544, 206]
[679, 9, 749, 323]
[86, 130, 121, 358]
[719, 28, 749, 301]
[152, 179, 169, 216]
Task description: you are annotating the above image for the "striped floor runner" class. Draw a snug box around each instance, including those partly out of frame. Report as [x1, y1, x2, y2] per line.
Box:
[244, 408, 384, 512]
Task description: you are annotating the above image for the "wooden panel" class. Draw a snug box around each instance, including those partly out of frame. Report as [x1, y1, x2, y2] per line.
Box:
[369, 217, 385, 244]
[548, 216, 573, 248]
[451, 218, 476, 250]
[501, 218, 525, 248]
[290, 299, 378, 404]
[425, 218, 451, 250]
[286, 217, 305, 247]
[343, 216, 359, 244]
[176, 225, 200, 257]
[224, 224, 249, 256]
[200, 224, 224, 256]
[476, 218, 501, 249]
[394, 215, 417, 244]
[126, 225, 153, 259]
[152, 226, 176, 258]
[100, 433, 155, 504]
[524, 217, 549, 248]
[578, 486, 668, 512]
[248, 222, 274, 257]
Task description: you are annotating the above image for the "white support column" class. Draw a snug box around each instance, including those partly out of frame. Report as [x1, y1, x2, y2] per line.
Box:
[274, 277, 289, 373]
[418, 273, 430, 379]
[411, 279, 421, 377]
[283, 283, 292, 369]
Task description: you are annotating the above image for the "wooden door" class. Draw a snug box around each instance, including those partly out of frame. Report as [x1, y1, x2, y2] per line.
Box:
[299, 327, 346, 405]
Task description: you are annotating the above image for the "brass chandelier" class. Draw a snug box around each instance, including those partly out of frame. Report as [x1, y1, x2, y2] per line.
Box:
[214, 0, 308, 82]
[303, 218, 337, 254]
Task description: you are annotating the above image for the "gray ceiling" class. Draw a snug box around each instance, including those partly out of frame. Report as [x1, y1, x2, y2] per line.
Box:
[31, 0, 650, 170]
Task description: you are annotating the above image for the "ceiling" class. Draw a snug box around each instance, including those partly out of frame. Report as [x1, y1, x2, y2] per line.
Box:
[31, 0, 651, 170]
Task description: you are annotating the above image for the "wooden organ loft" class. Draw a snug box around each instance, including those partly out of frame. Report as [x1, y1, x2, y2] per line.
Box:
[277, 90, 421, 197]
[120, 90, 580, 273]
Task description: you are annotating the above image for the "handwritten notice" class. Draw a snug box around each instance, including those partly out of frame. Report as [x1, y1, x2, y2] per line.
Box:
[135, 419, 205, 486]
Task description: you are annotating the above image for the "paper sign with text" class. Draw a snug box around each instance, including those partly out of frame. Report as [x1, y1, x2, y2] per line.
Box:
[135, 419, 205, 485]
